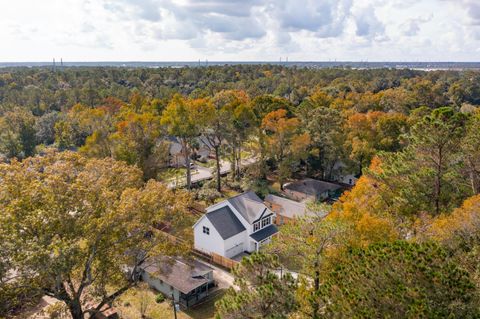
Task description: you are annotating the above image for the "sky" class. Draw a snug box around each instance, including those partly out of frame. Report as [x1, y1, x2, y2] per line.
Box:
[0, 0, 479, 62]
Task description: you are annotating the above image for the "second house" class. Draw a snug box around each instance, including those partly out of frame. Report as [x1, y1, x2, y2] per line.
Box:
[193, 191, 278, 259]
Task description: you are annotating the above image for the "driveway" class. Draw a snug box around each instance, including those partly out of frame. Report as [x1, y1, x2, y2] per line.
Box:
[195, 258, 235, 290]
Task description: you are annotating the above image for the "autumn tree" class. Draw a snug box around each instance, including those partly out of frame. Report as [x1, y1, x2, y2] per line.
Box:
[161, 94, 202, 189]
[77, 106, 116, 158]
[0, 107, 36, 159]
[251, 95, 292, 123]
[426, 195, 480, 285]
[222, 90, 256, 180]
[196, 93, 228, 191]
[297, 102, 347, 179]
[54, 104, 93, 150]
[344, 111, 408, 174]
[0, 151, 192, 319]
[109, 111, 167, 180]
[35, 111, 60, 145]
[261, 109, 310, 188]
[268, 213, 345, 318]
[215, 253, 297, 319]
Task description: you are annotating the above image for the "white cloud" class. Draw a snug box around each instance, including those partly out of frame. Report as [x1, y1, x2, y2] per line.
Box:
[0, 0, 478, 61]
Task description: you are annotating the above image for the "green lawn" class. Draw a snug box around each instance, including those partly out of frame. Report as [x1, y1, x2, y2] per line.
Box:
[157, 167, 200, 182]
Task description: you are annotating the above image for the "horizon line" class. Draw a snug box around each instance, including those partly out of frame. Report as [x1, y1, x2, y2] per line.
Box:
[1, 60, 480, 64]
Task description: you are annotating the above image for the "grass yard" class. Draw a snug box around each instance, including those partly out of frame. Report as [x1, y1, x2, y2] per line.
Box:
[114, 283, 225, 319]
[157, 167, 200, 181]
[157, 167, 187, 180]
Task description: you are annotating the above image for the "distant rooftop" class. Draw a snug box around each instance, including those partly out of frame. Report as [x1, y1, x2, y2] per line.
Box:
[265, 194, 326, 219]
[284, 178, 341, 197]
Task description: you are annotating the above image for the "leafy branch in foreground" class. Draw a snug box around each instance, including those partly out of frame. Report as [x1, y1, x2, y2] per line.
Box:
[0, 150, 193, 319]
[215, 252, 297, 319]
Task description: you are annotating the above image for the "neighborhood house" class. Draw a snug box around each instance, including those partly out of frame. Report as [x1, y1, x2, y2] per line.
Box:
[167, 136, 212, 167]
[193, 191, 278, 259]
[140, 256, 214, 308]
[283, 178, 342, 202]
[264, 194, 326, 224]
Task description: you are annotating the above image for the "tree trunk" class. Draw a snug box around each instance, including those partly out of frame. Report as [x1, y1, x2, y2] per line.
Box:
[68, 300, 84, 319]
[231, 147, 237, 181]
[468, 158, 479, 194]
[236, 146, 242, 179]
[182, 140, 191, 189]
[215, 146, 221, 192]
[311, 261, 320, 319]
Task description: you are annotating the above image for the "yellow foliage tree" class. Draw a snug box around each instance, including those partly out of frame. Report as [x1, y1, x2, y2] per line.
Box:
[329, 157, 398, 246]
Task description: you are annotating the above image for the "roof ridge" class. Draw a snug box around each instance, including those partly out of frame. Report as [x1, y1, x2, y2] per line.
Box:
[243, 197, 264, 205]
[227, 190, 255, 200]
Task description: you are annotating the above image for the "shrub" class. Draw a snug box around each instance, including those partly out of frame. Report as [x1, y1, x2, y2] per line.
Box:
[155, 294, 165, 303]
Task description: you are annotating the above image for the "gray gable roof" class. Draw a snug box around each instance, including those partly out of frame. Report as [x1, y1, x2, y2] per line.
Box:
[227, 191, 267, 224]
[265, 194, 327, 219]
[250, 224, 278, 242]
[284, 178, 341, 197]
[206, 205, 246, 240]
[265, 194, 307, 218]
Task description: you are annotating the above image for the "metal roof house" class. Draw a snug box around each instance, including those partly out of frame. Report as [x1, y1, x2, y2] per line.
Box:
[193, 191, 278, 259]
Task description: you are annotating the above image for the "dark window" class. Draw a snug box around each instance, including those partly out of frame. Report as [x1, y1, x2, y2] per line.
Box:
[262, 217, 271, 227]
[203, 226, 210, 235]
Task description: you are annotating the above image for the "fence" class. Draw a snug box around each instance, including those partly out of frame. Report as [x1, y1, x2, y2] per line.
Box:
[211, 252, 238, 270]
[155, 228, 238, 270]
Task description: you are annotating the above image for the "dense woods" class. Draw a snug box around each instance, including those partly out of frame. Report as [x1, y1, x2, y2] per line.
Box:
[1, 65, 480, 318]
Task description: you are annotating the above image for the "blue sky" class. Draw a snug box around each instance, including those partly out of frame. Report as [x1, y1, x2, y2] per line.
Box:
[1, 0, 479, 62]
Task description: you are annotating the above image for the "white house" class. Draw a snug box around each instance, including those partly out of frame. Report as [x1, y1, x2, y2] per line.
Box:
[193, 191, 278, 259]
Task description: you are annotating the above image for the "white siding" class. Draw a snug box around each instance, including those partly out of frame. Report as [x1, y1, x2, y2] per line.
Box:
[193, 217, 224, 256]
[196, 198, 277, 258]
[224, 231, 247, 258]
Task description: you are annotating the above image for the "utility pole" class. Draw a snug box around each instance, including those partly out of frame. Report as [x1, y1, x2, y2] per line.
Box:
[172, 293, 177, 319]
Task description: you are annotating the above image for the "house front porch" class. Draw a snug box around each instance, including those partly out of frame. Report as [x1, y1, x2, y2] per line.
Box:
[249, 224, 278, 252]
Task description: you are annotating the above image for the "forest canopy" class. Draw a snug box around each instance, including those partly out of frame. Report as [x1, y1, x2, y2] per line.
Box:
[1, 65, 480, 318]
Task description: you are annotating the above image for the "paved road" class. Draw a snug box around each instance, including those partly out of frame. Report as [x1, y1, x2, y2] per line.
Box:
[167, 158, 257, 189]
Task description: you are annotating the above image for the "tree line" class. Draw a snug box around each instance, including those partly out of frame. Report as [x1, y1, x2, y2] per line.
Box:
[0, 65, 480, 318]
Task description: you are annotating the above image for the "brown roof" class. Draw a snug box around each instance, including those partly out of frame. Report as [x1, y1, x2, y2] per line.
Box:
[142, 256, 212, 294]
